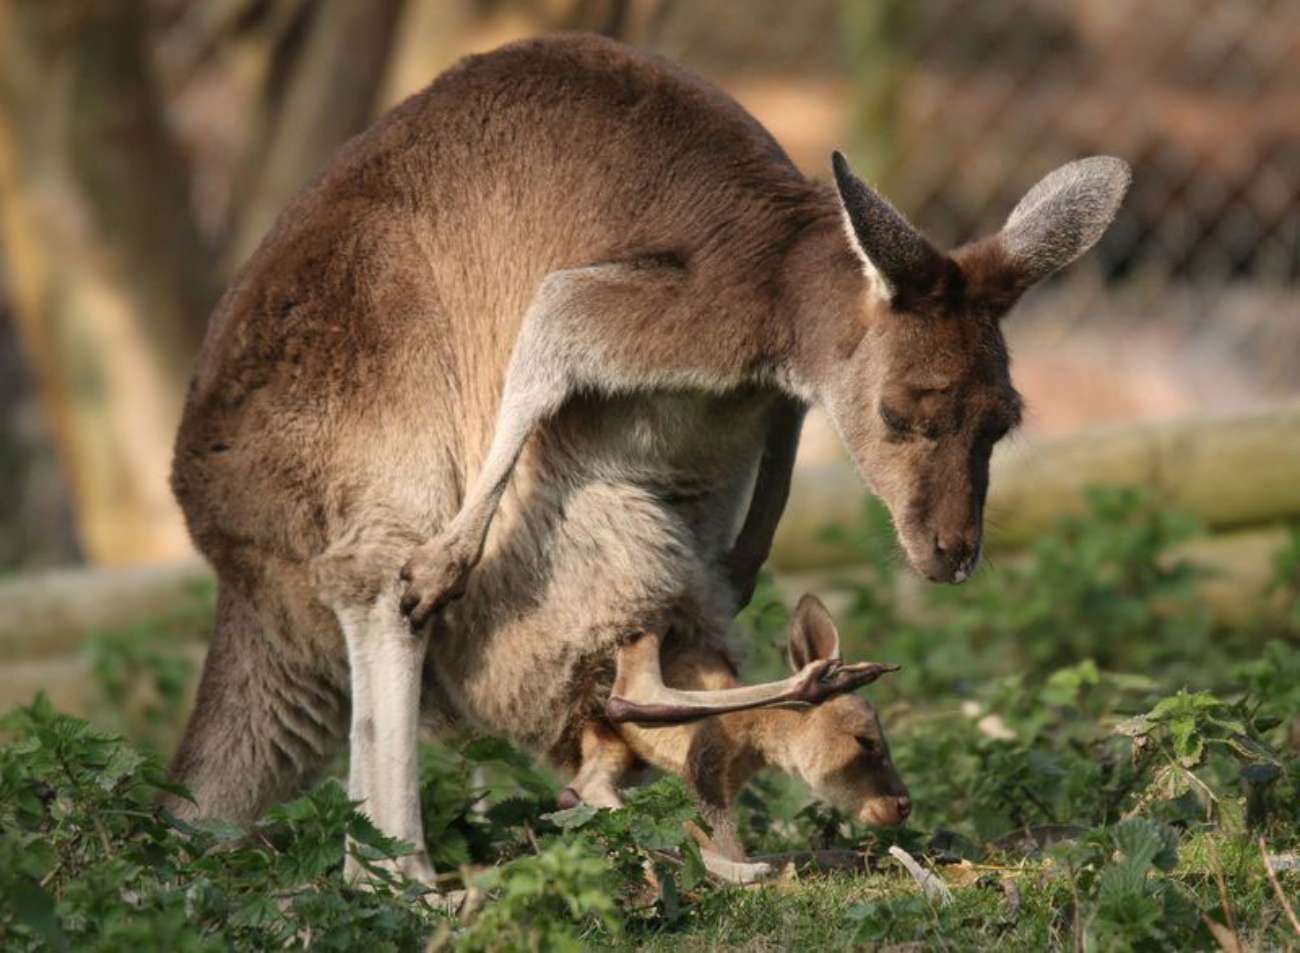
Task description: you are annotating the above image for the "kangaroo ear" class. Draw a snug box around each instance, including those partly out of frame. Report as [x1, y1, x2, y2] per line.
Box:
[831, 150, 946, 302]
[788, 593, 841, 671]
[998, 156, 1131, 289]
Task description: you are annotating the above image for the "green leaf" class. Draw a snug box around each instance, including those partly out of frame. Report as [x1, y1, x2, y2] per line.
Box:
[10, 878, 66, 949]
[1168, 716, 1204, 766]
[97, 744, 145, 792]
[541, 804, 600, 830]
[679, 838, 707, 891]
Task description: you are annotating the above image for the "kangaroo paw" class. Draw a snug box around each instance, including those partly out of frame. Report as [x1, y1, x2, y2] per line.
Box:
[399, 536, 474, 629]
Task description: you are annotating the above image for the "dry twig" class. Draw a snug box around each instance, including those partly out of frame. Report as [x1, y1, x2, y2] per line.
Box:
[1260, 836, 1300, 938]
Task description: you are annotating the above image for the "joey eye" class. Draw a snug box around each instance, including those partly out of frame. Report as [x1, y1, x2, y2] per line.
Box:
[856, 736, 879, 756]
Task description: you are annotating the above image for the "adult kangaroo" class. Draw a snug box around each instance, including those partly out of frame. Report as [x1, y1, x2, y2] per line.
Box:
[168, 33, 1129, 883]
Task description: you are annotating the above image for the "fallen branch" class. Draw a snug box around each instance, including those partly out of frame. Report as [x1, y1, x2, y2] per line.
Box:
[888, 845, 952, 906]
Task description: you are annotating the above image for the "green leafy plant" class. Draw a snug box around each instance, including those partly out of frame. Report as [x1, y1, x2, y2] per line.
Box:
[1267, 523, 1300, 631]
[457, 840, 619, 952]
[6, 486, 1300, 950]
[0, 695, 440, 951]
[86, 626, 195, 753]
[542, 777, 708, 917]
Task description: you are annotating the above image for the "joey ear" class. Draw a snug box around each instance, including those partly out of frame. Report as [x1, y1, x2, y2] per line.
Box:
[998, 156, 1131, 289]
[788, 593, 841, 671]
[831, 150, 946, 301]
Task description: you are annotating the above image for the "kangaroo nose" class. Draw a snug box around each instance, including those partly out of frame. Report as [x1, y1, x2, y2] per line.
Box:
[934, 533, 979, 582]
[934, 533, 968, 560]
[896, 795, 911, 819]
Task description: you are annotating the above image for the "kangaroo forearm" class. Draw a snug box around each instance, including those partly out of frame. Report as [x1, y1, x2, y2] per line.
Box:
[726, 397, 805, 606]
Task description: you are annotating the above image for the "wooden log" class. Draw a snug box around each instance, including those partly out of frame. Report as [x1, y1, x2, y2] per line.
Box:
[0, 561, 213, 663]
[774, 526, 1292, 627]
[986, 400, 1300, 551]
[771, 401, 1300, 570]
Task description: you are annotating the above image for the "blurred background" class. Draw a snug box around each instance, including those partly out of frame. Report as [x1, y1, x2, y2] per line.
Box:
[0, 0, 1297, 715]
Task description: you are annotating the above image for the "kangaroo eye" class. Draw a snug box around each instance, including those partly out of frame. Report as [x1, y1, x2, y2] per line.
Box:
[879, 404, 910, 435]
[980, 419, 1011, 443]
[857, 736, 879, 755]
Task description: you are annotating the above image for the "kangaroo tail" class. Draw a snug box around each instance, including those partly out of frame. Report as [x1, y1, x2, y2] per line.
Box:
[166, 583, 347, 823]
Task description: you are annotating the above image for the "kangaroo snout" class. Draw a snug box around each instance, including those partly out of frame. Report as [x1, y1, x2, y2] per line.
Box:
[931, 529, 981, 583]
[903, 523, 981, 584]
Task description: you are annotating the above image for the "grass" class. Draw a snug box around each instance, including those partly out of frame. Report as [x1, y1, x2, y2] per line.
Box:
[2, 486, 1299, 950]
[616, 830, 1294, 950]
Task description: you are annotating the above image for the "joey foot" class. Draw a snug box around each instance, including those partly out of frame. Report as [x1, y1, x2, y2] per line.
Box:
[795, 660, 902, 705]
[399, 536, 476, 629]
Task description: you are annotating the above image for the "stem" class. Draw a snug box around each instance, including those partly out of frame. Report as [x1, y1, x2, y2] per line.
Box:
[1260, 837, 1300, 938]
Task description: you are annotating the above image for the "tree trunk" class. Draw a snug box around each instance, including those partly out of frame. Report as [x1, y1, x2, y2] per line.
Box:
[228, 0, 406, 269]
[0, 0, 213, 564]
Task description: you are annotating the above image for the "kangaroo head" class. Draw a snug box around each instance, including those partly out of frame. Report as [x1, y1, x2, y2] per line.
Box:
[780, 595, 910, 827]
[807, 153, 1131, 583]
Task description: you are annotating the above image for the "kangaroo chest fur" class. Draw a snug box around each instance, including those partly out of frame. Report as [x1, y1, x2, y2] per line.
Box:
[420, 386, 776, 760]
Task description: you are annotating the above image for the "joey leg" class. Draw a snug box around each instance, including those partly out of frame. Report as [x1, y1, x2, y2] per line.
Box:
[557, 723, 639, 810]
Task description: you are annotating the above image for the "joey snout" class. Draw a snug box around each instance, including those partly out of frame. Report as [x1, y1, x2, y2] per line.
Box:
[860, 792, 912, 827]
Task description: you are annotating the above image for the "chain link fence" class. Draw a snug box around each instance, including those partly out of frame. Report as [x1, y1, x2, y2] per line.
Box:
[1, 0, 1295, 567]
[648, 0, 1299, 398]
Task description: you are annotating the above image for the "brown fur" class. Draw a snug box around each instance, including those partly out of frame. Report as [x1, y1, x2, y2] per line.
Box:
[166, 33, 1128, 874]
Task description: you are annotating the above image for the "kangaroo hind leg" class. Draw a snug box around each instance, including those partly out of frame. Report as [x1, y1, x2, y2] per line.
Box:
[334, 587, 436, 885]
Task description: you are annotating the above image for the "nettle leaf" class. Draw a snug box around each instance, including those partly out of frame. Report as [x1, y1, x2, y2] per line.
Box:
[462, 736, 523, 764]
[1147, 690, 1224, 723]
[486, 796, 544, 828]
[668, 840, 702, 893]
[347, 811, 412, 858]
[1111, 819, 1178, 872]
[1113, 715, 1152, 744]
[1168, 716, 1204, 766]
[175, 813, 244, 843]
[1042, 659, 1102, 706]
[459, 736, 555, 797]
[231, 895, 281, 930]
[655, 860, 682, 920]
[542, 804, 601, 831]
[1203, 709, 1248, 736]
[431, 829, 472, 869]
[10, 878, 64, 948]
[97, 744, 146, 792]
